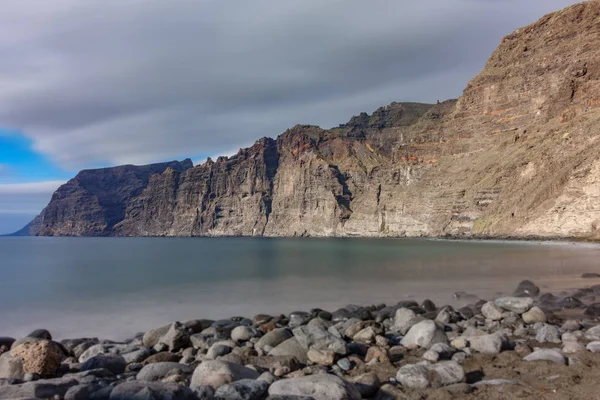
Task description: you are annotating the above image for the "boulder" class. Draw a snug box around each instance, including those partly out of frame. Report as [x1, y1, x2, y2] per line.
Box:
[190, 360, 259, 389]
[142, 324, 171, 348]
[393, 308, 424, 335]
[494, 297, 533, 313]
[109, 381, 197, 400]
[586, 341, 600, 352]
[10, 340, 63, 377]
[584, 325, 600, 340]
[0, 352, 24, 380]
[428, 361, 466, 388]
[81, 354, 126, 375]
[468, 334, 504, 354]
[481, 302, 503, 321]
[231, 326, 260, 343]
[513, 280, 540, 297]
[268, 373, 361, 400]
[400, 320, 447, 348]
[121, 346, 151, 364]
[396, 361, 464, 389]
[0, 376, 78, 399]
[255, 329, 292, 352]
[269, 338, 308, 364]
[136, 362, 193, 382]
[292, 325, 347, 355]
[142, 352, 181, 365]
[214, 379, 269, 400]
[349, 372, 380, 398]
[521, 306, 546, 324]
[64, 383, 103, 400]
[307, 349, 335, 366]
[395, 364, 430, 389]
[535, 324, 561, 344]
[207, 343, 233, 360]
[523, 349, 566, 365]
[158, 322, 190, 351]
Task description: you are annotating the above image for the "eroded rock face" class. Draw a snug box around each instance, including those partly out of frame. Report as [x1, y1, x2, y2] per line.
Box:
[14, 1, 600, 240]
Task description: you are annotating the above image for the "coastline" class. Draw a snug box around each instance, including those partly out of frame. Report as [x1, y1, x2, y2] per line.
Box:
[2, 280, 600, 399]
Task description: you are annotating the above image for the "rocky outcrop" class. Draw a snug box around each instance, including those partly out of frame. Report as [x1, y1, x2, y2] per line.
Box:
[18, 1, 600, 239]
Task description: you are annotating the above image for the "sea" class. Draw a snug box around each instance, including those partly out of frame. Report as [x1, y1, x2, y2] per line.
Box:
[1, 236, 599, 340]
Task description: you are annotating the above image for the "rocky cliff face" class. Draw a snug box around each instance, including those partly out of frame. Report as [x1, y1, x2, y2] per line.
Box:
[23, 1, 600, 239]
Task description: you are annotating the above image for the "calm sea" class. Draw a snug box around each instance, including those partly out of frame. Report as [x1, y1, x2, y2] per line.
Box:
[1, 237, 599, 340]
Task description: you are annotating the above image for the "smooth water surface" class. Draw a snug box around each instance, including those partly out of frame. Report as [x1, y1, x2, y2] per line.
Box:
[1, 237, 599, 340]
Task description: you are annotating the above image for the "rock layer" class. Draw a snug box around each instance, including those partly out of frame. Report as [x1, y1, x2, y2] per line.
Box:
[17, 1, 600, 239]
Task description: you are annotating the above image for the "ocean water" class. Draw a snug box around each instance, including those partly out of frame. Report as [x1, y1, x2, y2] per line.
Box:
[1, 237, 599, 340]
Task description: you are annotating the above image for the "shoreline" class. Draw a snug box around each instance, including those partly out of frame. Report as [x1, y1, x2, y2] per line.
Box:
[2, 280, 600, 399]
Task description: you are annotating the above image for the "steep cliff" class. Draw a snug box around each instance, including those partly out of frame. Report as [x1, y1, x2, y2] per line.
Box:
[22, 1, 600, 239]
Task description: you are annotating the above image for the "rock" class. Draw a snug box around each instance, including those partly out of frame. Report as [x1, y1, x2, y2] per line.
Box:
[0, 338, 15, 350]
[0, 376, 78, 399]
[535, 324, 561, 343]
[450, 338, 467, 350]
[582, 273, 600, 278]
[586, 341, 600, 352]
[444, 382, 474, 394]
[10, 340, 63, 377]
[430, 343, 455, 359]
[422, 349, 439, 362]
[349, 372, 380, 398]
[513, 280, 540, 297]
[109, 381, 197, 400]
[142, 352, 181, 365]
[584, 303, 600, 317]
[231, 326, 259, 343]
[142, 324, 171, 348]
[353, 327, 380, 344]
[27, 329, 52, 340]
[289, 312, 312, 328]
[121, 346, 151, 364]
[214, 379, 269, 400]
[337, 358, 351, 371]
[428, 361, 465, 388]
[421, 299, 437, 312]
[585, 325, 600, 340]
[269, 338, 308, 364]
[136, 362, 193, 382]
[293, 325, 347, 355]
[190, 360, 259, 389]
[81, 354, 126, 375]
[64, 383, 103, 400]
[563, 342, 585, 353]
[393, 308, 424, 335]
[268, 373, 361, 400]
[494, 297, 533, 313]
[207, 344, 233, 360]
[468, 334, 504, 354]
[400, 320, 448, 348]
[158, 322, 190, 351]
[395, 364, 429, 388]
[374, 383, 408, 400]
[0, 353, 24, 379]
[307, 349, 335, 366]
[255, 329, 292, 352]
[481, 302, 503, 321]
[562, 320, 581, 332]
[521, 306, 546, 324]
[365, 347, 389, 363]
[557, 297, 584, 309]
[78, 344, 108, 363]
[523, 349, 566, 365]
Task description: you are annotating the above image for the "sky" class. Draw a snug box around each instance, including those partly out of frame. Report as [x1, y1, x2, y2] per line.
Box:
[0, 0, 579, 234]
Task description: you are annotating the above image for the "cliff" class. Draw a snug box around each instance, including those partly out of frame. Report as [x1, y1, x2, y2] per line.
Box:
[21, 1, 600, 239]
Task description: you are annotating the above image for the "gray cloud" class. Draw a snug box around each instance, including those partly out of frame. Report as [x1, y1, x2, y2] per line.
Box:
[0, 0, 578, 168]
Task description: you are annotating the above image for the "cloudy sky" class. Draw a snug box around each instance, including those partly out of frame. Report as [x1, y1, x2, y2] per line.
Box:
[0, 0, 578, 234]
